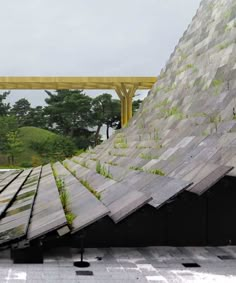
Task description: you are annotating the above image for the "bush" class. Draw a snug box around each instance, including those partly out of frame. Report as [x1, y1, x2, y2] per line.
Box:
[19, 161, 32, 168]
[31, 155, 42, 167]
[31, 135, 76, 162]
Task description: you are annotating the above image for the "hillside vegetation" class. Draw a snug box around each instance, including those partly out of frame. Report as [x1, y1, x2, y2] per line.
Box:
[18, 127, 57, 167]
[0, 127, 57, 167]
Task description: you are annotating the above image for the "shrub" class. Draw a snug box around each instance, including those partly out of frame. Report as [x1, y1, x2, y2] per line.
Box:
[31, 135, 76, 162]
[31, 155, 42, 167]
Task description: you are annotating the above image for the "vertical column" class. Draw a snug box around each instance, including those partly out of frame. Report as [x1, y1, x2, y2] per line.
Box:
[120, 96, 124, 127]
[116, 84, 137, 127]
[115, 87, 126, 127]
[123, 95, 128, 126]
[127, 85, 137, 121]
[127, 94, 133, 121]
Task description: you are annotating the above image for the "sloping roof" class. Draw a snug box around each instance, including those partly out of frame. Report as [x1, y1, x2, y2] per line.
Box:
[0, 0, 236, 247]
[0, 162, 191, 246]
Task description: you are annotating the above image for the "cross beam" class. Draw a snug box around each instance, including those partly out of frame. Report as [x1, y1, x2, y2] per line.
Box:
[0, 76, 156, 127]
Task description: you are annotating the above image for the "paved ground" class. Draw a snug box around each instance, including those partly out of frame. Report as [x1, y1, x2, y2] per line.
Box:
[1, 246, 236, 282]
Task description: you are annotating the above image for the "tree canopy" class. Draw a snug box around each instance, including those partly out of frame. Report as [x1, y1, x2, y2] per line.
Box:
[0, 90, 143, 167]
[11, 98, 31, 127]
[92, 93, 121, 144]
[0, 91, 10, 115]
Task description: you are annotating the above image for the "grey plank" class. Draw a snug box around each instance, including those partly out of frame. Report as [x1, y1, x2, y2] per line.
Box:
[46, 162, 109, 234]
[0, 171, 22, 194]
[0, 169, 31, 218]
[189, 165, 233, 195]
[0, 167, 40, 246]
[28, 214, 68, 239]
[147, 177, 192, 208]
[65, 158, 154, 223]
[0, 171, 15, 181]
[66, 159, 116, 192]
[108, 190, 152, 223]
[27, 164, 68, 240]
[226, 155, 236, 177]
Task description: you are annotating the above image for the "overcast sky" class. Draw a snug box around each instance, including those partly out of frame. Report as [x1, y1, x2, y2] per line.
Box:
[0, 0, 201, 106]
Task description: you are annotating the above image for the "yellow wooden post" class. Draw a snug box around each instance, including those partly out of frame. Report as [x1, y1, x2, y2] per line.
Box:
[120, 97, 124, 127]
[115, 87, 127, 127]
[120, 84, 137, 124]
[123, 95, 128, 126]
[127, 85, 137, 121]
[127, 94, 133, 121]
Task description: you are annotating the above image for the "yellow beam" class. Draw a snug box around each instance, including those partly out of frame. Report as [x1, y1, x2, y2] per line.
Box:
[0, 76, 157, 127]
[0, 77, 156, 90]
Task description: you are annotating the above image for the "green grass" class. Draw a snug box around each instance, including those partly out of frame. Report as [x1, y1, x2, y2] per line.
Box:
[66, 213, 76, 226]
[155, 98, 170, 109]
[105, 161, 118, 166]
[80, 160, 88, 168]
[113, 136, 128, 149]
[161, 106, 185, 120]
[129, 166, 165, 176]
[96, 161, 113, 179]
[212, 79, 222, 87]
[139, 153, 153, 160]
[148, 169, 165, 176]
[60, 189, 70, 211]
[52, 166, 75, 229]
[211, 80, 223, 96]
[80, 179, 101, 199]
[176, 64, 194, 76]
[129, 166, 143, 172]
[0, 126, 57, 168]
[112, 153, 127, 157]
[0, 165, 23, 169]
[56, 178, 65, 192]
[136, 145, 152, 149]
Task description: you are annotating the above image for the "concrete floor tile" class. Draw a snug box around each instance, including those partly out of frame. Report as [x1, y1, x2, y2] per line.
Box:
[1, 246, 236, 282]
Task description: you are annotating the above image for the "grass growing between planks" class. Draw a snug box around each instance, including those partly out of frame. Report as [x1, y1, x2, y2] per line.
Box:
[52, 165, 76, 228]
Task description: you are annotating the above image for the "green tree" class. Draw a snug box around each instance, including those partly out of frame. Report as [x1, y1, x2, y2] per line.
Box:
[133, 99, 142, 113]
[45, 89, 93, 132]
[92, 93, 121, 144]
[5, 131, 23, 165]
[11, 98, 31, 127]
[0, 91, 10, 116]
[92, 95, 142, 144]
[104, 98, 120, 138]
[0, 116, 18, 152]
[26, 106, 48, 129]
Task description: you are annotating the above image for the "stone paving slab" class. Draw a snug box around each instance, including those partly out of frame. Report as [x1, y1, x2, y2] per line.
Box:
[1, 246, 236, 282]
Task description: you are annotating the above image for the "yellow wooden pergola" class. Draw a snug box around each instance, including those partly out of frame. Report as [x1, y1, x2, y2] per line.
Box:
[0, 76, 156, 126]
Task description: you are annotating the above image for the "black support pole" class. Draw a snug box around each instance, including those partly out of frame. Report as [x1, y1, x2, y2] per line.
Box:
[73, 231, 90, 268]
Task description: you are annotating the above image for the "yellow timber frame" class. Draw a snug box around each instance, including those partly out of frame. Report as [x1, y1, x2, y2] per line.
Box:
[0, 77, 156, 127]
